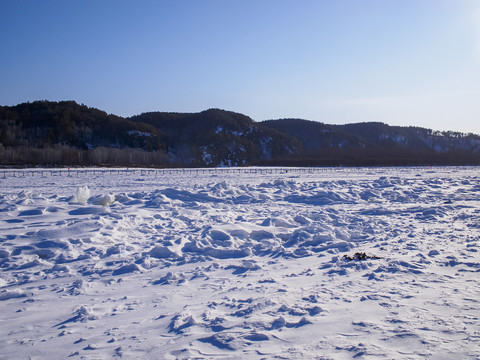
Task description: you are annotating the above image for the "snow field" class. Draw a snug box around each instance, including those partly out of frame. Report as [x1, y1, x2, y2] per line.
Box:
[0, 167, 479, 359]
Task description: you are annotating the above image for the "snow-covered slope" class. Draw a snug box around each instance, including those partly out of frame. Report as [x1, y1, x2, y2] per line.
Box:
[0, 167, 479, 359]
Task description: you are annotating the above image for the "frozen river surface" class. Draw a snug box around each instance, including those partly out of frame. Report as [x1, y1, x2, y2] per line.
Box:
[0, 167, 479, 359]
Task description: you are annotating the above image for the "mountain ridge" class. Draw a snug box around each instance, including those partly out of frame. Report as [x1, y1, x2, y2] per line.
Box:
[1, 100, 479, 167]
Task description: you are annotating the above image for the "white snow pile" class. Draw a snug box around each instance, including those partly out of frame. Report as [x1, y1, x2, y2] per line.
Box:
[0, 167, 479, 359]
[71, 185, 91, 203]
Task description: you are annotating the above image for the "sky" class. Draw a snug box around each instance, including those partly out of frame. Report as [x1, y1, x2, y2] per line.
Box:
[1, 0, 479, 134]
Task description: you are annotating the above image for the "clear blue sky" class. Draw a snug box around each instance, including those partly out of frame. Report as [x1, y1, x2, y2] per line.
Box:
[1, 0, 479, 133]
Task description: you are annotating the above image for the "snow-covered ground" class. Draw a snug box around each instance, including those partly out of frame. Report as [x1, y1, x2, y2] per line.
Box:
[0, 167, 479, 359]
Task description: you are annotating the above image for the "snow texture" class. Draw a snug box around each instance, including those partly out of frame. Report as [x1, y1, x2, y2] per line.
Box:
[0, 167, 479, 359]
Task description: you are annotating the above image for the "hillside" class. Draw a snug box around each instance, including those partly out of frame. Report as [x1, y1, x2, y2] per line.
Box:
[0, 101, 168, 167]
[129, 109, 300, 166]
[262, 119, 480, 166]
[1, 101, 479, 167]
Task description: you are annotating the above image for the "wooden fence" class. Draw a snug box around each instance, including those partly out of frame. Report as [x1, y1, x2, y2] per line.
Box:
[1, 167, 356, 178]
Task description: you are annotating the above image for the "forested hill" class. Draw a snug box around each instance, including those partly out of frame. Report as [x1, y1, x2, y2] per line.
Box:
[1, 100, 480, 167]
[261, 119, 480, 165]
[128, 109, 300, 166]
